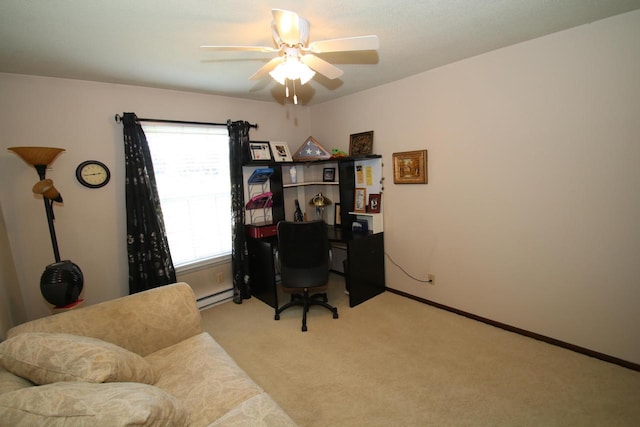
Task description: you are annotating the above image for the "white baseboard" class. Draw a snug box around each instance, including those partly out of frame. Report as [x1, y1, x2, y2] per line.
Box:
[197, 288, 234, 310]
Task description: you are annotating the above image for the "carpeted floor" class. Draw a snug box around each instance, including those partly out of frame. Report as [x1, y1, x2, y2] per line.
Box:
[200, 274, 640, 426]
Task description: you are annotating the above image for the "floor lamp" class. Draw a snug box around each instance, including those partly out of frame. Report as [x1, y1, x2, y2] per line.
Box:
[9, 146, 83, 308]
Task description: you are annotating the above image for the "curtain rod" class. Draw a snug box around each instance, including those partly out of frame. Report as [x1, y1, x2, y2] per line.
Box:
[114, 114, 258, 129]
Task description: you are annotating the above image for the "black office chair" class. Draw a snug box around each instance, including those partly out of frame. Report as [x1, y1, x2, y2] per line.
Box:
[274, 220, 339, 332]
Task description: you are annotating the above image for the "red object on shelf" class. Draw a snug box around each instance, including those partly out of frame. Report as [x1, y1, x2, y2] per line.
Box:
[246, 224, 278, 238]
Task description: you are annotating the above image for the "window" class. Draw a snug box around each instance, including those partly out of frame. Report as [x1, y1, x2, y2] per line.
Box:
[142, 123, 231, 271]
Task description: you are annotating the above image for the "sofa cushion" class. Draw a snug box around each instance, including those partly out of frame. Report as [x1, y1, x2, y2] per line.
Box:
[209, 392, 298, 426]
[145, 332, 264, 427]
[0, 366, 33, 395]
[0, 332, 157, 385]
[0, 381, 189, 426]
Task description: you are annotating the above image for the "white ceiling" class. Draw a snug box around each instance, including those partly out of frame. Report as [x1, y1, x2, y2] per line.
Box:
[1, 0, 639, 105]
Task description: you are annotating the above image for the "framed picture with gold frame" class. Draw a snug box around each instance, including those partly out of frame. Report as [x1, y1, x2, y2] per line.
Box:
[354, 188, 367, 212]
[393, 150, 428, 184]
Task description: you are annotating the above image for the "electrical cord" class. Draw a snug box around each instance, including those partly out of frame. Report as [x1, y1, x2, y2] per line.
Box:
[384, 252, 433, 283]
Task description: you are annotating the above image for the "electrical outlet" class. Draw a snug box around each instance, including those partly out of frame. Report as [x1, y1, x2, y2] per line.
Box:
[216, 272, 224, 284]
[427, 274, 435, 285]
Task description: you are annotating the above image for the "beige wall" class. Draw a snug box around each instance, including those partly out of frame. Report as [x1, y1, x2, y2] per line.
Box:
[0, 200, 27, 339]
[310, 11, 640, 364]
[1, 10, 638, 364]
[0, 74, 311, 322]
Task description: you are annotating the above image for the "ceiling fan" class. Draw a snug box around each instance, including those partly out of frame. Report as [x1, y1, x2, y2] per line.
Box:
[201, 9, 379, 103]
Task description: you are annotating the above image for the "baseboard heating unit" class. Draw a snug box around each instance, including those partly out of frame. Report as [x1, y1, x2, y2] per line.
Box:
[197, 288, 234, 310]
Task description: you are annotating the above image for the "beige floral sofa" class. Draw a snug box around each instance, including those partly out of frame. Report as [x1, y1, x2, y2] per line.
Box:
[0, 282, 297, 426]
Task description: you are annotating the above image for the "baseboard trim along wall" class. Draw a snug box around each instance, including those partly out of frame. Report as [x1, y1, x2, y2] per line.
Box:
[386, 287, 639, 372]
[197, 288, 234, 310]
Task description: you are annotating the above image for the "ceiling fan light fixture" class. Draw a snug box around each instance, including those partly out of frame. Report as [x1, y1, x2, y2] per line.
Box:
[269, 57, 315, 85]
[201, 9, 379, 100]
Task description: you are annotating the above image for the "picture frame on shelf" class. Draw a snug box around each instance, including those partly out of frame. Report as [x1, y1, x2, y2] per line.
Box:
[249, 142, 272, 161]
[368, 194, 381, 213]
[269, 141, 293, 162]
[334, 203, 341, 226]
[392, 150, 428, 184]
[349, 131, 374, 156]
[323, 167, 336, 182]
[354, 188, 367, 213]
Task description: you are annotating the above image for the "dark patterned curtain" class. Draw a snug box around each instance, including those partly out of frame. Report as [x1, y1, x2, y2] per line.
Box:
[227, 120, 251, 303]
[122, 113, 176, 294]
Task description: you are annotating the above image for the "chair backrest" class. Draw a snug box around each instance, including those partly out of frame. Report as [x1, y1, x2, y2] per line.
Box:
[277, 220, 330, 289]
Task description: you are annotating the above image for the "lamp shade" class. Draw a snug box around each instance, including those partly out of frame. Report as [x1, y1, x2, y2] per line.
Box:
[309, 193, 332, 207]
[309, 193, 332, 221]
[269, 58, 316, 85]
[8, 146, 65, 166]
[32, 179, 63, 202]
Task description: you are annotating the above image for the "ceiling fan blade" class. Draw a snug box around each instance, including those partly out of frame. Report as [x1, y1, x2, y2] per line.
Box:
[272, 9, 310, 46]
[200, 45, 277, 53]
[249, 56, 284, 80]
[301, 54, 343, 80]
[308, 35, 379, 53]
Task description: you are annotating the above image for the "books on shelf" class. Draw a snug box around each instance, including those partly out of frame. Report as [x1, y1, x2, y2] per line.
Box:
[248, 168, 274, 184]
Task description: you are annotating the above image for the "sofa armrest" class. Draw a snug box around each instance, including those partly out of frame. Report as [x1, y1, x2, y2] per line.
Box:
[7, 283, 202, 356]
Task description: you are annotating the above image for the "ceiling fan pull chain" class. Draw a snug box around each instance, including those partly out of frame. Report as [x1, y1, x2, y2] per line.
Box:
[293, 80, 298, 105]
[285, 78, 290, 98]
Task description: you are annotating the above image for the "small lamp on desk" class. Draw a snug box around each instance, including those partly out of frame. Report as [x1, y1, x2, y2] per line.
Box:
[309, 193, 332, 222]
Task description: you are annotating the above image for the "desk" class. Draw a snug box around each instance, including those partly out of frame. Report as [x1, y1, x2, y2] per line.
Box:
[247, 227, 385, 309]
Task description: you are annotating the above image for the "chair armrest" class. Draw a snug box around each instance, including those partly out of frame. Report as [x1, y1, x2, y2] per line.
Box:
[274, 249, 280, 274]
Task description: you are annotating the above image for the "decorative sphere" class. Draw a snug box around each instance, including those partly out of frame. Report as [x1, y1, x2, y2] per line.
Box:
[40, 261, 84, 307]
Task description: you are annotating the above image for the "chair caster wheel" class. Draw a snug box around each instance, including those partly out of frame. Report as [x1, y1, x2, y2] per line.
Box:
[302, 325, 307, 332]
[274, 314, 280, 321]
[333, 312, 339, 319]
